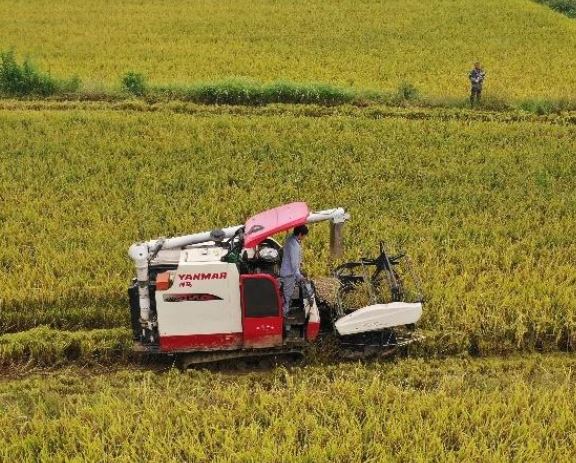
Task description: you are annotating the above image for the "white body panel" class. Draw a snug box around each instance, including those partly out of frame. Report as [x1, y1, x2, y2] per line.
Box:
[335, 302, 422, 336]
[301, 281, 320, 323]
[308, 301, 320, 324]
[155, 256, 241, 337]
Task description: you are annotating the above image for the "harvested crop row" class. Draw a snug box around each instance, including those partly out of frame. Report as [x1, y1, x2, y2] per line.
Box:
[0, 325, 560, 371]
[1, 109, 576, 353]
[0, 327, 132, 369]
[3, 99, 576, 122]
[1, 354, 575, 461]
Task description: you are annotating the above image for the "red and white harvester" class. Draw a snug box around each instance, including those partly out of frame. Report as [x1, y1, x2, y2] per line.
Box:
[128, 202, 423, 367]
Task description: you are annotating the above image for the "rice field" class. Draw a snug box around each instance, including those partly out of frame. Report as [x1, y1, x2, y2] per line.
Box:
[1, 104, 575, 353]
[2, 1, 576, 458]
[1, 354, 575, 462]
[1, 0, 576, 99]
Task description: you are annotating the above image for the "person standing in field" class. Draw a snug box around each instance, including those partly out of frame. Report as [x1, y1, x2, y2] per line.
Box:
[469, 62, 486, 107]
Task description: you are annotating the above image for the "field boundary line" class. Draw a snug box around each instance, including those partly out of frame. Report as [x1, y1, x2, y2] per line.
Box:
[1, 100, 576, 125]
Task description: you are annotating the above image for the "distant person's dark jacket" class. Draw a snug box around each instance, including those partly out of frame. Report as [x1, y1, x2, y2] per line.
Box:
[469, 69, 486, 89]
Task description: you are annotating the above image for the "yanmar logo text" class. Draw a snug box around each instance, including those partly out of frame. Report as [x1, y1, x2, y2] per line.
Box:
[178, 272, 228, 281]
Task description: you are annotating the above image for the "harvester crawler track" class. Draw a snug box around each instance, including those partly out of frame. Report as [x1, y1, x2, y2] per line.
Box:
[176, 348, 305, 370]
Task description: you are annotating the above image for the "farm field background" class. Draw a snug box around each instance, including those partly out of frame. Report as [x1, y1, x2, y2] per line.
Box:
[1, 0, 576, 100]
[1, 355, 576, 461]
[2, 0, 576, 460]
[1, 104, 575, 354]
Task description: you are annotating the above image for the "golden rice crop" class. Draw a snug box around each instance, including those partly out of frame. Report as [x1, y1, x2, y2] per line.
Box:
[0, 326, 132, 369]
[1, 354, 575, 462]
[0, 105, 575, 353]
[1, 0, 576, 99]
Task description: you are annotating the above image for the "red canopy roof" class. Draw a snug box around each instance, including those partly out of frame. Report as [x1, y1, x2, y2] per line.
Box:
[244, 202, 309, 248]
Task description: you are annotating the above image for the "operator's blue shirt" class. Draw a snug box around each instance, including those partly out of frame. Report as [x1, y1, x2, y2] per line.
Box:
[280, 234, 303, 280]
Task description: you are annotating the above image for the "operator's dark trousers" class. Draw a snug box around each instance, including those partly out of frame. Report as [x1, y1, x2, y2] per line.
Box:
[280, 276, 297, 315]
[470, 86, 482, 106]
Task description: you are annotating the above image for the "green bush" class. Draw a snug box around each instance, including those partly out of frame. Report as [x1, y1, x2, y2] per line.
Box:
[0, 50, 56, 96]
[535, 0, 576, 18]
[519, 99, 554, 115]
[190, 78, 260, 104]
[394, 81, 420, 103]
[517, 98, 576, 115]
[155, 78, 355, 106]
[0, 50, 80, 97]
[121, 71, 148, 96]
[265, 81, 354, 105]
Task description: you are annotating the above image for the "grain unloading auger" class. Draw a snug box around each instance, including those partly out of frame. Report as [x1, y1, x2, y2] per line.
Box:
[128, 202, 423, 367]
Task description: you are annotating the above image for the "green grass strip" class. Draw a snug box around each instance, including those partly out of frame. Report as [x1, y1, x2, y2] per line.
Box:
[535, 0, 576, 18]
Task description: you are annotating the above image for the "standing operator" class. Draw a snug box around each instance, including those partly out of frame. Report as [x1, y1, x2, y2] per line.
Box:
[280, 225, 309, 318]
[469, 62, 486, 107]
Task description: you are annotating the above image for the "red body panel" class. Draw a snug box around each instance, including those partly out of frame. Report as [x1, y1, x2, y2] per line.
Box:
[241, 274, 284, 348]
[306, 321, 321, 342]
[244, 202, 309, 248]
[158, 275, 290, 353]
[242, 319, 283, 348]
[160, 332, 243, 352]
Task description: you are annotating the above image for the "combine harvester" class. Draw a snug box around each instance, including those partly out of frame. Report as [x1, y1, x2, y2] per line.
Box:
[128, 202, 423, 368]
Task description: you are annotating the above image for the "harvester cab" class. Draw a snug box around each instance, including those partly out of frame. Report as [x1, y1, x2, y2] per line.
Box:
[128, 202, 423, 366]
